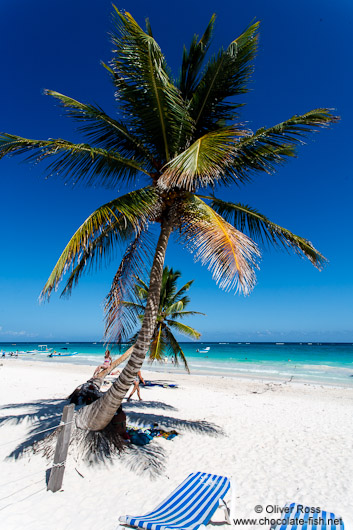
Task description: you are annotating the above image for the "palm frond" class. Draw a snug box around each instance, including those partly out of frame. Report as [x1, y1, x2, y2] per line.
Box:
[135, 286, 149, 300]
[173, 280, 194, 301]
[159, 126, 248, 190]
[130, 276, 150, 301]
[171, 294, 191, 310]
[164, 300, 184, 315]
[160, 109, 339, 191]
[116, 265, 202, 366]
[158, 266, 180, 311]
[104, 227, 155, 343]
[164, 328, 190, 373]
[41, 187, 158, 300]
[170, 310, 205, 319]
[190, 22, 259, 133]
[166, 320, 201, 340]
[119, 301, 146, 313]
[149, 324, 166, 362]
[227, 109, 339, 180]
[45, 90, 157, 169]
[176, 195, 260, 294]
[135, 277, 150, 292]
[0, 134, 151, 188]
[202, 195, 327, 269]
[179, 14, 216, 100]
[109, 7, 193, 160]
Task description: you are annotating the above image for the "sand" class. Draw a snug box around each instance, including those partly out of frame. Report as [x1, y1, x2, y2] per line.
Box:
[0, 359, 352, 530]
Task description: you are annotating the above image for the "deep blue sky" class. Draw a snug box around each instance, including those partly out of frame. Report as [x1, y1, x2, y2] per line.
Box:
[0, 0, 352, 342]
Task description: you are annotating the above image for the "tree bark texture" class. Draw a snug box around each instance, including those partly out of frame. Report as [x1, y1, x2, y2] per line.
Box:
[75, 217, 173, 431]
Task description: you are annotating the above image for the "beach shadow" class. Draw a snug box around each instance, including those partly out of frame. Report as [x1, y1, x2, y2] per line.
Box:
[119, 442, 168, 480]
[125, 410, 224, 437]
[0, 398, 69, 459]
[122, 400, 176, 411]
[117, 410, 223, 479]
[1, 396, 223, 477]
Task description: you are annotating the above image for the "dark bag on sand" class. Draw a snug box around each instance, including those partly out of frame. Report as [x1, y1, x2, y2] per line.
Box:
[128, 431, 153, 446]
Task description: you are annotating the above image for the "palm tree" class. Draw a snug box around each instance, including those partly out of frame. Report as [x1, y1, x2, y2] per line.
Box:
[0, 8, 338, 432]
[126, 266, 204, 373]
[93, 267, 201, 381]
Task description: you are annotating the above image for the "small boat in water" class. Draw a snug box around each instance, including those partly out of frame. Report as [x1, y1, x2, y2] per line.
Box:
[48, 351, 78, 358]
[196, 346, 211, 354]
[26, 344, 53, 354]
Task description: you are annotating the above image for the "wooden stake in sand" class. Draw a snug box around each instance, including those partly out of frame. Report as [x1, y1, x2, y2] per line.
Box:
[47, 404, 75, 493]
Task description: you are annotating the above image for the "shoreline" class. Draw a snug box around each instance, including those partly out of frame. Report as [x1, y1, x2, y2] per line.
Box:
[2, 341, 352, 389]
[1, 356, 352, 390]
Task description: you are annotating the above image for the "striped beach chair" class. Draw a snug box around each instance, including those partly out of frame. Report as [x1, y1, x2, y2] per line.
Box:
[271, 502, 344, 529]
[119, 471, 235, 530]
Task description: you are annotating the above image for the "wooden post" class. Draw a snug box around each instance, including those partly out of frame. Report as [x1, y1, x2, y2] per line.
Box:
[47, 404, 75, 492]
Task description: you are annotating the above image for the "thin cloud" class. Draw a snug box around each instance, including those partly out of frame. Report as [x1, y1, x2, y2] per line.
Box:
[0, 327, 38, 338]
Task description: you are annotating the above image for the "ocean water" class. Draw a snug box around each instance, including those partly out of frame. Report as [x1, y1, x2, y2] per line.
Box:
[1, 342, 352, 387]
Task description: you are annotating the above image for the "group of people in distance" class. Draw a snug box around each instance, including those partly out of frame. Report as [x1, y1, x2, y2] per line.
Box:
[93, 349, 145, 401]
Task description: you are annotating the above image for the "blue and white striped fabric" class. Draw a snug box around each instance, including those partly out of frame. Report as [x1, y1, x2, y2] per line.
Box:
[119, 471, 231, 530]
[271, 502, 344, 529]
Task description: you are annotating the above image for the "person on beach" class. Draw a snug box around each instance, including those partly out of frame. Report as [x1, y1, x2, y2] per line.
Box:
[127, 370, 145, 401]
[93, 349, 112, 377]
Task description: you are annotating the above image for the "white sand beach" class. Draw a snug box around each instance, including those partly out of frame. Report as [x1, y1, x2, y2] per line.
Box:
[0, 359, 352, 530]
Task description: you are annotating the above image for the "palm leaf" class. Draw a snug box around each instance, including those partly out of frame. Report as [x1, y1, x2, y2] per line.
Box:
[45, 90, 157, 169]
[159, 126, 248, 190]
[41, 187, 158, 300]
[119, 301, 146, 314]
[202, 195, 327, 269]
[228, 109, 339, 180]
[171, 294, 191, 310]
[179, 14, 216, 100]
[176, 194, 260, 294]
[166, 320, 201, 340]
[164, 300, 185, 315]
[115, 265, 202, 370]
[190, 22, 259, 133]
[159, 267, 181, 309]
[0, 134, 151, 188]
[164, 328, 190, 373]
[160, 109, 339, 191]
[169, 310, 205, 319]
[104, 228, 155, 343]
[128, 276, 150, 301]
[135, 286, 149, 300]
[172, 280, 194, 302]
[149, 324, 166, 362]
[136, 277, 150, 289]
[109, 7, 192, 160]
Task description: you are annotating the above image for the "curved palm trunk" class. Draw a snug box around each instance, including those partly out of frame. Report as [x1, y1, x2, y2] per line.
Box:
[97, 345, 134, 379]
[76, 217, 173, 431]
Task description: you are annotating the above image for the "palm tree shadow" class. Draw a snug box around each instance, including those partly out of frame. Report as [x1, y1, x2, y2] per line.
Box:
[119, 442, 168, 480]
[118, 406, 224, 478]
[126, 409, 224, 437]
[123, 399, 177, 411]
[0, 397, 224, 478]
[0, 398, 69, 459]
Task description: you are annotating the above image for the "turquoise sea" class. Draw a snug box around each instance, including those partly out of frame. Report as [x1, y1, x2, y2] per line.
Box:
[1, 342, 353, 387]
